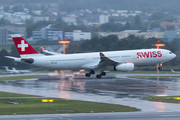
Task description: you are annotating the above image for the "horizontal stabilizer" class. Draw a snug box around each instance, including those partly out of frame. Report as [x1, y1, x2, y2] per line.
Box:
[5, 56, 34, 64]
[4, 56, 21, 62]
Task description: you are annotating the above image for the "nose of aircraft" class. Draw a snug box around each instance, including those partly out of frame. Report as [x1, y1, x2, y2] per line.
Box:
[172, 53, 176, 59]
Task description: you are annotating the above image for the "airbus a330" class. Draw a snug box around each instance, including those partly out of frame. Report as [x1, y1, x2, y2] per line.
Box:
[5, 34, 176, 78]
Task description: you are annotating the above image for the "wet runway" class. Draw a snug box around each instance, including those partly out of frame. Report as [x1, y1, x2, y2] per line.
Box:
[1, 112, 180, 120]
[0, 74, 180, 112]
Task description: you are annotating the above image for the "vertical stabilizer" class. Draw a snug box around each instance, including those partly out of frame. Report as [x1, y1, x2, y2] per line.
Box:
[4, 66, 9, 71]
[11, 34, 42, 58]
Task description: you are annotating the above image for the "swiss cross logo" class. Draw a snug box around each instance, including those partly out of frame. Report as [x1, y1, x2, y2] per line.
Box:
[18, 40, 28, 51]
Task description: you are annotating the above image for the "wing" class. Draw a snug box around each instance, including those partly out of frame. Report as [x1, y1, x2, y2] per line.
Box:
[98, 52, 120, 66]
[81, 52, 122, 70]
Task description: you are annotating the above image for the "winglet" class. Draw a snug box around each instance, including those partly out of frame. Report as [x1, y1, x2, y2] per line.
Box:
[100, 52, 105, 57]
[41, 47, 47, 51]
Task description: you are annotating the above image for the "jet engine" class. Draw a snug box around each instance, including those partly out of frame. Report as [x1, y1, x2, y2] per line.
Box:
[21, 58, 34, 64]
[114, 63, 134, 71]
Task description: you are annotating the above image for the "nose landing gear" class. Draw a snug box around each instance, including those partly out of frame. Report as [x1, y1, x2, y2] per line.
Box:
[158, 67, 162, 70]
[158, 63, 163, 70]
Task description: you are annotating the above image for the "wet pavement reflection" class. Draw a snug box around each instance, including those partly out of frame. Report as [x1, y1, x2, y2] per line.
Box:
[1, 75, 180, 112]
[1, 78, 180, 98]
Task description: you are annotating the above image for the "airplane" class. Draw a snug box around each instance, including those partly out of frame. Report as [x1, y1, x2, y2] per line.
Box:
[5, 34, 176, 78]
[171, 69, 180, 73]
[12, 67, 31, 73]
[1, 66, 31, 74]
[2, 66, 20, 74]
[41, 47, 62, 55]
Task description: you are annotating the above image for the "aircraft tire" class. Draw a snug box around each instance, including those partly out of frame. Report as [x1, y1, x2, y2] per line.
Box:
[96, 74, 102, 78]
[101, 72, 106, 76]
[90, 70, 95, 74]
[85, 73, 91, 77]
[158, 67, 162, 70]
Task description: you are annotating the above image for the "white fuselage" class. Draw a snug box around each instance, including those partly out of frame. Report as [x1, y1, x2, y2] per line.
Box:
[30, 49, 176, 70]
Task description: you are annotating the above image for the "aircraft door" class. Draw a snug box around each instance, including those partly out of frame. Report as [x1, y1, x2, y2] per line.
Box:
[162, 51, 166, 57]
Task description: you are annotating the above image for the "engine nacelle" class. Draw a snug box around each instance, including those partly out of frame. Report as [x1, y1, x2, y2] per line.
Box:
[114, 63, 134, 71]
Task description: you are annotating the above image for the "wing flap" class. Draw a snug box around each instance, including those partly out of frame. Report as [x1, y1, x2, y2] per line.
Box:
[99, 52, 121, 66]
[81, 62, 99, 69]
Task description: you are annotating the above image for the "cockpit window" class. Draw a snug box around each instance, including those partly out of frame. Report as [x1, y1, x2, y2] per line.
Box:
[169, 52, 172, 54]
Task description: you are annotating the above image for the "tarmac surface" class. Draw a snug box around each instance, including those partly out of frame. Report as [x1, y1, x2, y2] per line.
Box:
[0, 112, 180, 120]
[0, 73, 180, 119]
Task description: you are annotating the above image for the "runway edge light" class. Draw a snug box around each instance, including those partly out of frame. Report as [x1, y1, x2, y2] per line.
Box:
[42, 99, 48, 102]
[42, 99, 54, 102]
[48, 99, 54, 102]
[174, 97, 180, 100]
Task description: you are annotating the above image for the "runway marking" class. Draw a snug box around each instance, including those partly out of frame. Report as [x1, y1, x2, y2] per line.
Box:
[99, 116, 104, 118]
[160, 115, 180, 117]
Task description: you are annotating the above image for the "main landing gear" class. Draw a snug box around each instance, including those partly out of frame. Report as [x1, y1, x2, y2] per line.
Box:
[96, 71, 106, 79]
[85, 70, 106, 79]
[85, 70, 95, 77]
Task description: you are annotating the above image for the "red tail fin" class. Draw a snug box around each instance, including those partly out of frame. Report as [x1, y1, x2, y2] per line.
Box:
[11, 34, 40, 56]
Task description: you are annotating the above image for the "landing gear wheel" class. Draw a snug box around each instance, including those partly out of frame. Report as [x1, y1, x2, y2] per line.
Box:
[85, 73, 91, 77]
[101, 71, 106, 76]
[158, 67, 162, 70]
[96, 74, 102, 79]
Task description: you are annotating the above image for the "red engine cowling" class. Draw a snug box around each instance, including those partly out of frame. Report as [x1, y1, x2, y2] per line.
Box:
[114, 63, 134, 71]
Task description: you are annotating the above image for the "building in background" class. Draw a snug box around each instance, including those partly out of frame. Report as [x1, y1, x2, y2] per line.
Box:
[65, 30, 91, 41]
[62, 16, 77, 25]
[0, 26, 26, 45]
[99, 14, 109, 24]
[32, 31, 42, 41]
[0, 28, 8, 45]
[32, 27, 64, 41]
[32, 16, 49, 23]
[98, 30, 164, 40]
[1, 12, 31, 25]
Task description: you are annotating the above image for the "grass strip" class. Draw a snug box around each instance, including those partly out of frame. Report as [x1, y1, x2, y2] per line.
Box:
[0, 91, 41, 97]
[0, 75, 39, 81]
[110, 71, 173, 74]
[141, 96, 180, 103]
[0, 91, 139, 114]
[0, 98, 139, 115]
